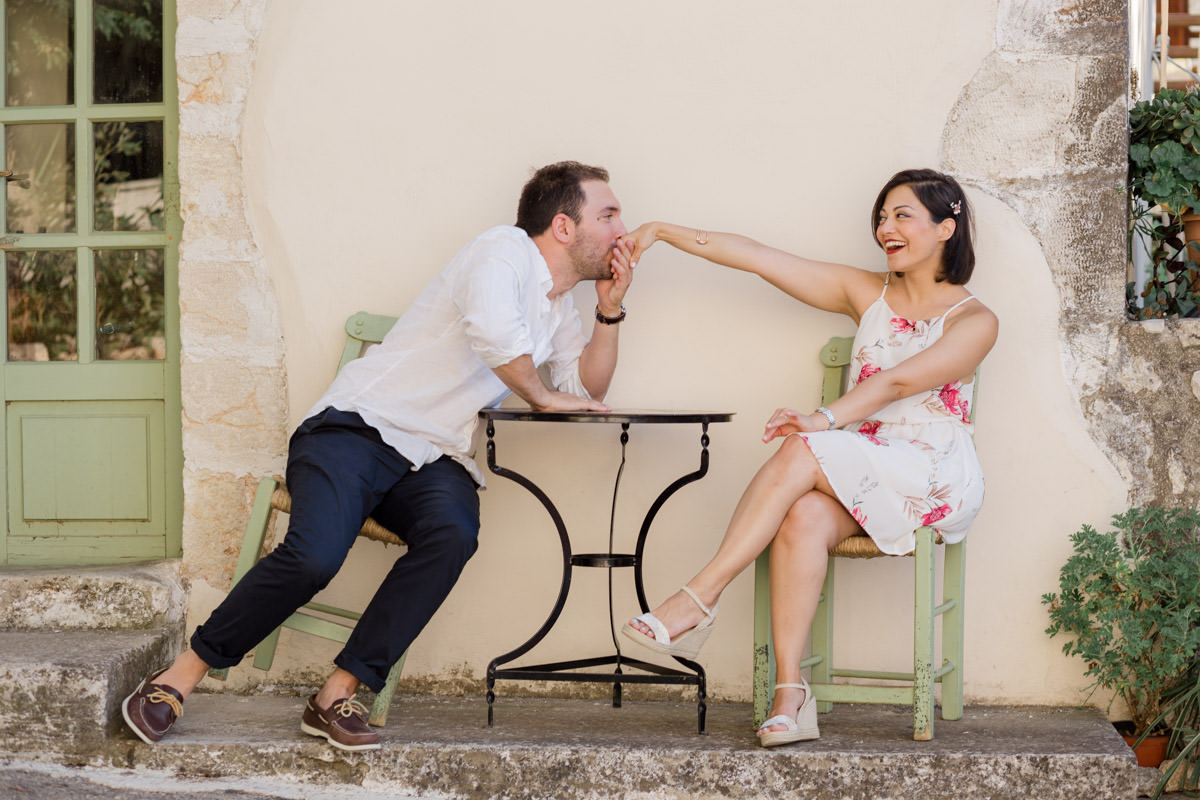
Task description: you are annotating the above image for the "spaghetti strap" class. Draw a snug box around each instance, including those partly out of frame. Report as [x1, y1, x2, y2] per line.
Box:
[942, 294, 976, 317]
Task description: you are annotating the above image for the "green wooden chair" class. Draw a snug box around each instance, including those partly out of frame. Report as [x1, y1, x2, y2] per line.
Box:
[208, 311, 407, 727]
[751, 335, 978, 741]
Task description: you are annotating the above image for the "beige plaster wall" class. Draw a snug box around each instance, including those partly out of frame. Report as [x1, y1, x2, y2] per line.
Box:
[179, 0, 1133, 708]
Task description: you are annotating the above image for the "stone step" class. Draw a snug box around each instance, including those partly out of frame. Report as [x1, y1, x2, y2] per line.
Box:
[76, 695, 1138, 800]
[0, 627, 180, 754]
[0, 561, 185, 632]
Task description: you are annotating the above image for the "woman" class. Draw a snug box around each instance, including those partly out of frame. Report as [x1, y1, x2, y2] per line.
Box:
[618, 169, 997, 747]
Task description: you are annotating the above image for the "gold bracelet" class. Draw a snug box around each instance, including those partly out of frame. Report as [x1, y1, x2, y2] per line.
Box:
[695, 229, 709, 245]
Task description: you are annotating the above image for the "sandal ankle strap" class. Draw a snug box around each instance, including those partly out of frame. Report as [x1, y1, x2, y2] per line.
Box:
[774, 682, 807, 691]
[680, 585, 715, 618]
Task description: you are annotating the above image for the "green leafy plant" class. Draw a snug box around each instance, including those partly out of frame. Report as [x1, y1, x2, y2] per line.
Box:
[1141, 659, 1200, 798]
[1042, 507, 1200, 736]
[1128, 87, 1200, 319]
[1128, 210, 1200, 319]
[1130, 88, 1200, 213]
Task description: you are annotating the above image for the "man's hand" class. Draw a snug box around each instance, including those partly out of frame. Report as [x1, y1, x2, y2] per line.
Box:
[595, 238, 636, 315]
[532, 391, 611, 413]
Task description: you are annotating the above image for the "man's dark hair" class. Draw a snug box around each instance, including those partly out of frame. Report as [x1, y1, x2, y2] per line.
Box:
[516, 161, 610, 236]
[871, 168, 975, 284]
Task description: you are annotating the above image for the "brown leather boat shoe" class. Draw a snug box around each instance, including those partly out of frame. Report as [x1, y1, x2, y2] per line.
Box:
[121, 670, 184, 744]
[300, 694, 380, 751]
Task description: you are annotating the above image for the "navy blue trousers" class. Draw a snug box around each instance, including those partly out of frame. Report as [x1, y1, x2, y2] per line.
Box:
[191, 408, 480, 692]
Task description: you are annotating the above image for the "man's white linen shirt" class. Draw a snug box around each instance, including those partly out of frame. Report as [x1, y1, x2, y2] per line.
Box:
[308, 226, 592, 486]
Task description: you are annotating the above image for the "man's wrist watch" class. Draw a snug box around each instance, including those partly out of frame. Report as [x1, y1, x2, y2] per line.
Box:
[595, 304, 626, 325]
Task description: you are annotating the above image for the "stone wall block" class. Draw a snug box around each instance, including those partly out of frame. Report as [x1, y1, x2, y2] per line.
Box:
[176, 15, 255, 58]
[181, 471, 269, 585]
[178, 53, 256, 107]
[179, 232, 260, 263]
[178, 139, 245, 186]
[1063, 57, 1129, 173]
[1175, 320, 1200, 350]
[997, 0, 1126, 55]
[179, 97, 250, 142]
[182, 360, 287, 426]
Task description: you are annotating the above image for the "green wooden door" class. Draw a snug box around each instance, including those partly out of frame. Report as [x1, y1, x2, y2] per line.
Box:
[0, 0, 181, 564]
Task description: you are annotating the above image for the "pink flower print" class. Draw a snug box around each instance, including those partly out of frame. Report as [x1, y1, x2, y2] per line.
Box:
[857, 362, 881, 384]
[857, 420, 887, 446]
[852, 507, 868, 527]
[891, 317, 916, 334]
[921, 504, 951, 526]
[938, 383, 970, 423]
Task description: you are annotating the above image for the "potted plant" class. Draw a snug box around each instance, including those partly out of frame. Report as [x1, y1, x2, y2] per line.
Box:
[1042, 507, 1200, 767]
[1128, 86, 1200, 318]
[1140, 659, 1200, 798]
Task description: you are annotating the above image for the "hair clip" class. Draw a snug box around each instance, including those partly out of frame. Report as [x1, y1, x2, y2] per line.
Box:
[950, 200, 962, 216]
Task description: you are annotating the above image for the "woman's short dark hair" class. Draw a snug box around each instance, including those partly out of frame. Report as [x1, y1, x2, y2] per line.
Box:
[871, 168, 975, 284]
[516, 161, 610, 236]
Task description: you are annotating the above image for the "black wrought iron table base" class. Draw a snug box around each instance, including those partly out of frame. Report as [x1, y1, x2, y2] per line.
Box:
[479, 409, 733, 735]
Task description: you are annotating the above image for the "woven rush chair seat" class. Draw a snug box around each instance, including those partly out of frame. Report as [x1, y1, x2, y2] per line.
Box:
[267, 486, 405, 548]
[751, 335, 977, 741]
[830, 531, 944, 559]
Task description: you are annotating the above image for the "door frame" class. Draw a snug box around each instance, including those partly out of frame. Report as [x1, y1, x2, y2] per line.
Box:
[0, 0, 181, 564]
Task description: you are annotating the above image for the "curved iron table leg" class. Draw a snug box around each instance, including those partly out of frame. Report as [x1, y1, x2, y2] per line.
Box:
[484, 418, 573, 727]
[633, 422, 712, 733]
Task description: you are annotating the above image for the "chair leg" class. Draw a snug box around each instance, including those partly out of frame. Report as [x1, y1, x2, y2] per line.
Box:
[752, 548, 772, 728]
[368, 650, 408, 727]
[810, 559, 835, 714]
[209, 477, 280, 681]
[912, 526, 935, 741]
[940, 539, 966, 720]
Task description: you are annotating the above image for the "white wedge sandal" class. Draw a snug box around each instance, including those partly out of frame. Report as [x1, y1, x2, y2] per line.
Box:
[620, 585, 718, 660]
[757, 679, 820, 747]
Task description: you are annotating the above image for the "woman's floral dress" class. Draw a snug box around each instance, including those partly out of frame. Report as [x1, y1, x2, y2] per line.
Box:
[798, 282, 984, 555]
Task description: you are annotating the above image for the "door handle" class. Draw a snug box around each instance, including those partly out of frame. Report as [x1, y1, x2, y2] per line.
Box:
[1, 170, 30, 187]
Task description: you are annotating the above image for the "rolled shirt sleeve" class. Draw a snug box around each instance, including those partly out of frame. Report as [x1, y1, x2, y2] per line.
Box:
[455, 252, 534, 369]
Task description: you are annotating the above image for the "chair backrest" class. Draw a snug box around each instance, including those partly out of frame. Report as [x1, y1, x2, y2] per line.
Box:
[819, 335, 980, 423]
[337, 311, 399, 372]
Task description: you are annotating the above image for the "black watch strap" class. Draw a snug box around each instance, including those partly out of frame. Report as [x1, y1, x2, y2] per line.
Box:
[595, 304, 626, 324]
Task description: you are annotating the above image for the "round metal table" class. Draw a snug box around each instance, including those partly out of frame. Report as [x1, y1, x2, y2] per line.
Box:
[479, 408, 734, 734]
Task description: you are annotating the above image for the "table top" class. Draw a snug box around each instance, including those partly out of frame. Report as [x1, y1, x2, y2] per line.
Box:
[480, 408, 735, 425]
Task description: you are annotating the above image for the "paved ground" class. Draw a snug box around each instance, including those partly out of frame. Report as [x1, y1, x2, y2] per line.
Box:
[1, 694, 1188, 799]
[0, 760, 433, 800]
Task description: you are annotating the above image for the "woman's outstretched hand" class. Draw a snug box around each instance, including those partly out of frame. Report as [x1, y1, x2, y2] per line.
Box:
[618, 222, 659, 267]
[762, 407, 827, 442]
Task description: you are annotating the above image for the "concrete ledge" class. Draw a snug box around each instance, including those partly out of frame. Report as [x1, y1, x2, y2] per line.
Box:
[0, 561, 185, 631]
[63, 695, 1137, 800]
[0, 628, 178, 754]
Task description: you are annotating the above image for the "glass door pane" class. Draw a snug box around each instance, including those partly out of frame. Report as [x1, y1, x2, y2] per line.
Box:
[95, 248, 164, 360]
[5, 123, 77, 234]
[93, 0, 162, 104]
[5, 0, 75, 107]
[6, 249, 78, 362]
[94, 120, 163, 231]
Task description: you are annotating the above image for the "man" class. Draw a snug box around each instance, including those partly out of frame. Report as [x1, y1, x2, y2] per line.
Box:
[123, 161, 635, 750]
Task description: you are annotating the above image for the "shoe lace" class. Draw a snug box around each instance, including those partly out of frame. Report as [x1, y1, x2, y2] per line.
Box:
[147, 689, 183, 718]
[332, 697, 369, 720]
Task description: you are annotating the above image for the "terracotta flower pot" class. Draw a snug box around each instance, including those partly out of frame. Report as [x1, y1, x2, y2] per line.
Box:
[1184, 212, 1200, 249]
[1114, 722, 1170, 768]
